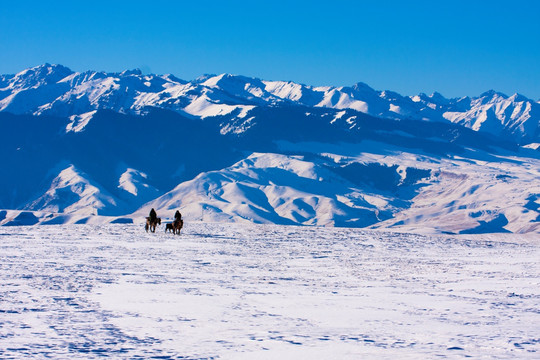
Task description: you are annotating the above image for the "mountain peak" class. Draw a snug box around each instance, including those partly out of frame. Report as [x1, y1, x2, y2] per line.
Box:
[428, 91, 450, 104]
[194, 74, 218, 83]
[0, 64, 537, 144]
[479, 90, 508, 99]
[16, 63, 71, 75]
[161, 73, 187, 84]
[120, 69, 143, 76]
[12, 63, 73, 88]
[429, 91, 447, 100]
[202, 73, 259, 87]
[508, 93, 529, 102]
[36, 63, 71, 71]
[352, 82, 375, 92]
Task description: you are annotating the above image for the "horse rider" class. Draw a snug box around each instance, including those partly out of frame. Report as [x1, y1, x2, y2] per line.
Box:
[174, 210, 182, 224]
[149, 208, 157, 222]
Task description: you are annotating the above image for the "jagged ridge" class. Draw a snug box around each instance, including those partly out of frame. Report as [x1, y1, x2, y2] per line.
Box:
[1, 64, 538, 143]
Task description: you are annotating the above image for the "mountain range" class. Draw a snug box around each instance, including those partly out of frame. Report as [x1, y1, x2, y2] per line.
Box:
[1, 64, 538, 233]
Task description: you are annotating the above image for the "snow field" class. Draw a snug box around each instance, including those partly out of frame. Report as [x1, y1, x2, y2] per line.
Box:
[0, 223, 538, 359]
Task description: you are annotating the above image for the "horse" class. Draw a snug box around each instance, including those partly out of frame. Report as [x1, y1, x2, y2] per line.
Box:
[145, 217, 161, 233]
[173, 219, 183, 234]
[165, 219, 183, 235]
[165, 223, 175, 233]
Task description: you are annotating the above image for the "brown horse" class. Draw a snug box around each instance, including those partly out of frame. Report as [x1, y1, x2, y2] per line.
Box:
[174, 219, 183, 234]
[145, 217, 161, 233]
[165, 223, 175, 233]
[165, 219, 183, 235]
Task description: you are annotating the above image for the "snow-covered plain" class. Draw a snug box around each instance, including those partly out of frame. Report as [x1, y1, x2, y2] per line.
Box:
[1, 223, 538, 359]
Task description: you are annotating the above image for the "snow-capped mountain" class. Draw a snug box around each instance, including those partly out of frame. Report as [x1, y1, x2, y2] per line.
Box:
[1, 64, 538, 143]
[442, 91, 539, 142]
[134, 152, 397, 227]
[0, 64, 539, 233]
[24, 163, 122, 216]
[133, 146, 539, 234]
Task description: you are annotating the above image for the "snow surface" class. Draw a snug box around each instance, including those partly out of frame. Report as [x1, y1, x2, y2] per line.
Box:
[0, 223, 538, 359]
[117, 167, 158, 198]
[66, 110, 97, 133]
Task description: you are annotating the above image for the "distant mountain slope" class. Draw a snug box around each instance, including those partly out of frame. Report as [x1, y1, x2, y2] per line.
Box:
[1, 64, 538, 143]
[134, 152, 408, 227]
[0, 109, 241, 214]
[1, 65, 539, 233]
[24, 164, 122, 216]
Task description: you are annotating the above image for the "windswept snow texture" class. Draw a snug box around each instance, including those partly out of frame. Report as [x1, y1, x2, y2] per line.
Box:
[0, 223, 538, 359]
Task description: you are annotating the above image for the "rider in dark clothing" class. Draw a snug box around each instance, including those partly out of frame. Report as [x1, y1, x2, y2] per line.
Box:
[174, 210, 182, 222]
[149, 208, 157, 221]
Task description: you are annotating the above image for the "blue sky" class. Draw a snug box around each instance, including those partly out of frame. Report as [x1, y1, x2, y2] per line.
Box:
[1, 0, 539, 98]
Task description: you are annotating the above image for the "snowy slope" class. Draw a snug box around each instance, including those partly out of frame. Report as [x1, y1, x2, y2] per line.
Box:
[1, 104, 539, 233]
[0, 108, 241, 218]
[134, 153, 402, 227]
[23, 164, 123, 216]
[133, 142, 540, 234]
[1, 65, 539, 233]
[1, 64, 538, 143]
[442, 91, 540, 143]
[1, 223, 538, 358]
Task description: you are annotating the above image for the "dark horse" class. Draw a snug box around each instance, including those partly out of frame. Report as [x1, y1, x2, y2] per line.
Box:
[165, 219, 183, 235]
[145, 217, 161, 232]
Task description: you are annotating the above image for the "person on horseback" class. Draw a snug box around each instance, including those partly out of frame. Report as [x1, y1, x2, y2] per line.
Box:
[145, 208, 159, 232]
[172, 210, 183, 234]
[149, 208, 157, 222]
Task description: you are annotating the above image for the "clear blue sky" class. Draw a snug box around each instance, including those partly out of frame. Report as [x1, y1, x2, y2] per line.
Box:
[1, 0, 539, 99]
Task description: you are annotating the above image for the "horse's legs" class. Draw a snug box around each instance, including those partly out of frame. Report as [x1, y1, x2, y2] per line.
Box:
[177, 221, 182, 235]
